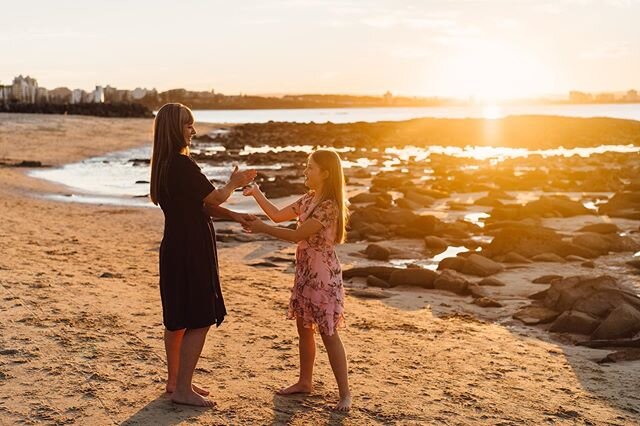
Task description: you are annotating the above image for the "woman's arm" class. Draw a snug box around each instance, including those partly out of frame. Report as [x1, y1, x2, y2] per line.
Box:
[244, 185, 297, 223]
[246, 217, 323, 243]
[202, 203, 251, 224]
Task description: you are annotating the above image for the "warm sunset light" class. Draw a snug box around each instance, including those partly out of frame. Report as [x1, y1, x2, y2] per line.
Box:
[2, 1, 640, 424]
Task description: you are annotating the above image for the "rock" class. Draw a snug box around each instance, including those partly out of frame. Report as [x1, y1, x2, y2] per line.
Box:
[483, 226, 597, 259]
[424, 236, 448, 250]
[598, 348, 640, 364]
[598, 191, 640, 219]
[592, 304, 640, 340]
[343, 266, 400, 281]
[389, 268, 438, 289]
[572, 233, 612, 255]
[349, 192, 391, 204]
[467, 283, 487, 298]
[396, 197, 422, 210]
[524, 195, 593, 218]
[513, 306, 560, 325]
[565, 255, 587, 262]
[473, 297, 503, 308]
[577, 223, 619, 234]
[627, 259, 640, 269]
[530, 253, 566, 263]
[582, 261, 595, 268]
[433, 270, 470, 294]
[349, 288, 391, 299]
[549, 311, 600, 335]
[403, 192, 435, 207]
[437, 256, 466, 272]
[478, 277, 507, 287]
[461, 254, 504, 277]
[502, 252, 532, 264]
[364, 244, 391, 261]
[532, 275, 563, 284]
[473, 196, 504, 207]
[366, 275, 393, 288]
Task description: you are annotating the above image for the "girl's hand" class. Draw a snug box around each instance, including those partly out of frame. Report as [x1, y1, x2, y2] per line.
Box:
[242, 184, 260, 197]
[242, 216, 268, 233]
[229, 165, 257, 189]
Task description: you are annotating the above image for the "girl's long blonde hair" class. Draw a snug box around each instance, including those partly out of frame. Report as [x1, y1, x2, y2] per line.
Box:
[150, 103, 194, 205]
[310, 149, 349, 243]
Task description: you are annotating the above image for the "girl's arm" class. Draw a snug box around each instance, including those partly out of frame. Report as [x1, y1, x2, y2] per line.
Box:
[244, 185, 298, 223]
[203, 166, 257, 206]
[246, 217, 323, 243]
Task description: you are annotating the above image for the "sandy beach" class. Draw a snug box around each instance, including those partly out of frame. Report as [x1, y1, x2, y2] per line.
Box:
[0, 113, 639, 425]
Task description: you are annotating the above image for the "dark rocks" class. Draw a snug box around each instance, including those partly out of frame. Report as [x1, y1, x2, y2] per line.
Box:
[363, 244, 391, 261]
[598, 191, 640, 219]
[530, 253, 566, 263]
[549, 311, 600, 335]
[478, 277, 506, 287]
[437, 256, 466, 272]
[424, 236, 448, 250]
[433, 270, 470, 294]
[365, 275, 393, 289]
[473, 297, 503, 308]
[577, 223, 619, 234]
[460, 254, 504, 277]
[513, 306, 560, 325]
[343, 266, 399, 282]
[389, 268, 438, 289]
[532, 275, 563, 284]
[572, 232, 640, 256]
[592, 304, 640, 340]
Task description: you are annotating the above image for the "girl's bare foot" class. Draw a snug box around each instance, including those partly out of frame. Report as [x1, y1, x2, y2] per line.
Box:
[171, 389, 216, 408]
[166, 382, 210, 396]
[334, 393, 352, 412]
[276, 381, 313, 395]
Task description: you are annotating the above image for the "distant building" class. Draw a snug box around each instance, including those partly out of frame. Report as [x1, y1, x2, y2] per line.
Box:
[49, 87, 72, 103]
[383, 90, 393, 105]
[71, 89, 85, 104]
[93, 85, 104, 103]
[595, 92, 615, 103]
[624, 89, 638, 102]
[0, 83, 12, 103]
[36, 87, 49, 103]
[12, 75, 38, 103]
[569, 91, 593, 103]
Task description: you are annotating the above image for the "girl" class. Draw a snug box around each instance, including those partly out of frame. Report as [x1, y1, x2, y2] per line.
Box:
[243, 149, 351, 411]
[150, 103, 256, 407]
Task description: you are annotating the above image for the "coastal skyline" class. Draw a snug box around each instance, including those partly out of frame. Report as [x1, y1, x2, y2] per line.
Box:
[2, 0, 640, 100]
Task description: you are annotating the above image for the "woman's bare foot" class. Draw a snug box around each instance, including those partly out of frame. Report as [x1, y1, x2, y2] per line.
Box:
[171, 389, 216, 408]
[276, 381, 313, 395]
[166, 382, 210, 396]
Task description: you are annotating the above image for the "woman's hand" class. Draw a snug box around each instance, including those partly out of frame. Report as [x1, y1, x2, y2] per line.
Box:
[242, 183, 261, 197]
[229, 165, 257, 189]
[229, 211, 256, 226]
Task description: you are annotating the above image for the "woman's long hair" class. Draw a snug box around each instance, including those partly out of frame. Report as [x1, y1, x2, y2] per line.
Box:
[150, 103, 194, 205]
[310, 149, 349, 243]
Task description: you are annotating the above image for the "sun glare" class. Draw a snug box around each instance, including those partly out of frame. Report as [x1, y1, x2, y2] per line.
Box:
[445, 43, 551, 101]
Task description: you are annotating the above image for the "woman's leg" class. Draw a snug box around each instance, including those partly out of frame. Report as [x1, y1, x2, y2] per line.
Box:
[164, 328, 210, 396]
[320, 331, 352, 411]
[277, 317, 316, 394]
[170, 326, 215, 407]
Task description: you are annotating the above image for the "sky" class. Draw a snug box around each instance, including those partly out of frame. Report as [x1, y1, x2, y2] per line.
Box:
[1, 0, 639, 99]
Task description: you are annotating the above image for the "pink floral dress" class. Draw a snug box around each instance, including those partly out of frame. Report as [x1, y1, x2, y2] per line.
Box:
[289, 192, 345, 336]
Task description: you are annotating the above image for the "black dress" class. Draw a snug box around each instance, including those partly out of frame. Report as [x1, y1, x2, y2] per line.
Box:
[158, 153, 226, 330]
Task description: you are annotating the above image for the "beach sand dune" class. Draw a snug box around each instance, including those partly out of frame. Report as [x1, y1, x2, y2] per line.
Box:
[0, 114, 638, 425]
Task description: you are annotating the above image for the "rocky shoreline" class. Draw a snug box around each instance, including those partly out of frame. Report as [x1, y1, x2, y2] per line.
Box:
[193, 117, 640, 362]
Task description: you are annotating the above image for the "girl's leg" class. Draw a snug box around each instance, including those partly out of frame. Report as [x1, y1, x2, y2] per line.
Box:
[320, 331, 352, 411]
[164, 328, 210, 396]
[277, 317, 316, 394]
[170, 326, 215, 407]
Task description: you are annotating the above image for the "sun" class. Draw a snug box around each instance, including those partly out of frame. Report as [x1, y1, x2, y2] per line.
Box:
[444, 42, 551, 101]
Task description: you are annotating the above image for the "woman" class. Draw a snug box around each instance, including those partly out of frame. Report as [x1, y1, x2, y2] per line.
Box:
[150, 103, 256, 407]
